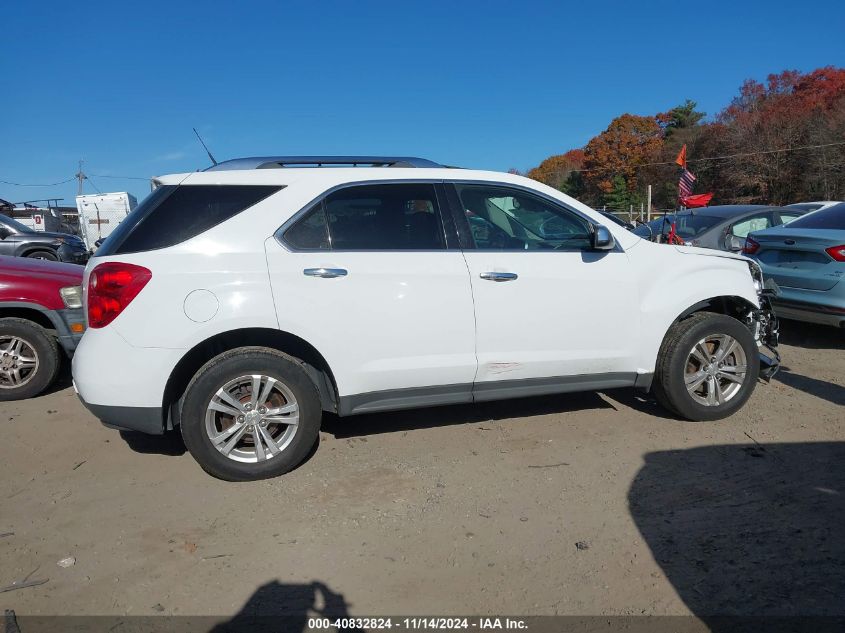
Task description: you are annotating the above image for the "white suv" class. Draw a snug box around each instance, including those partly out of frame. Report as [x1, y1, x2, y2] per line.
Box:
[72, 156, 780, 481]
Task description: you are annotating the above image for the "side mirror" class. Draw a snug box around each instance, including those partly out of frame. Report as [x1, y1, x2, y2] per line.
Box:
[592, 225, 615, 251]
[0, 228, 10, 239]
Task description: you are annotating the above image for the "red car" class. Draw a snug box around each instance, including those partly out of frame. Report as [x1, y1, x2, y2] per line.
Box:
[0, 255, 86, 400]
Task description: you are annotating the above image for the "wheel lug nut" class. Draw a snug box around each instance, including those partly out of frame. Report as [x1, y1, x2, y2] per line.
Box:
[237, 415, 244, 422]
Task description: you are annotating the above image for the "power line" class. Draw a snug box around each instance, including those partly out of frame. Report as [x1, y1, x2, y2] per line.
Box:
[0, 177, 76, 187]
[567, 140, 845, 174]
[88, 173, 150, 181]
[86, 175, 103, 194]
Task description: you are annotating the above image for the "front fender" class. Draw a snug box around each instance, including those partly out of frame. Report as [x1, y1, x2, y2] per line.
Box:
[633, 245, 759, 372]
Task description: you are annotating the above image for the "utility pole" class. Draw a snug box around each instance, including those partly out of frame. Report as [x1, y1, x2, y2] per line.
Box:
[75, 160, 86, 196]
[646, 184, 652, 222]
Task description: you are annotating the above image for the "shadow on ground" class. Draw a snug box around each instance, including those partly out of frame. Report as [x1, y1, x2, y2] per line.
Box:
[209, 580, 362, 632]
[778, 318, 844, 350]
[775, 367, 845, 407]
[629, 442, 845, 627]
[116, 391, 615, 457]
[119, 430, 186, 456]
[321, 390, 613, 438]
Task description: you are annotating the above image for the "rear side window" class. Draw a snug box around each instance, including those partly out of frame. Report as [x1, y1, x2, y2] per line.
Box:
[783, 203, 845, 230]
[282, 183, 446, 250]
[283, 202, 330, 250]
[97, 184, 282, 255]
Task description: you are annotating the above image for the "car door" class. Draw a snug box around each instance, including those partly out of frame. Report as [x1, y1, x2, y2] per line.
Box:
[446, 182, 640, 396]
[264, 181, 478, 414]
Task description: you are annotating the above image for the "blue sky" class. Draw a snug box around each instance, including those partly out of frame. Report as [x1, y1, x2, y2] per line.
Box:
[2, 0, 843, 205]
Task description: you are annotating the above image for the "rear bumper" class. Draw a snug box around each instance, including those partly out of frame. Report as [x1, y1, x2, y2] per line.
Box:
[71, 326, 182, 433]
[76, 392, 163, 434]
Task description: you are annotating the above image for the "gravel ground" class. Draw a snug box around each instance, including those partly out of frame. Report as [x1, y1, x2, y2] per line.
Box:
[1, 320, 842, 620]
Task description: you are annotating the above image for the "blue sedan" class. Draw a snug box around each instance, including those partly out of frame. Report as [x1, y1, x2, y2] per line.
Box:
[745, 203, 845, 327]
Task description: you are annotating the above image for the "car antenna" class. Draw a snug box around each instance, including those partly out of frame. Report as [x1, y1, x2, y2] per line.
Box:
[192, 127, 218, 166]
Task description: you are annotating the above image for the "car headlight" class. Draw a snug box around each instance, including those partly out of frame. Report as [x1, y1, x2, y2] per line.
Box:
[747, 260, 764, 295]
[60, 285, 83, 309]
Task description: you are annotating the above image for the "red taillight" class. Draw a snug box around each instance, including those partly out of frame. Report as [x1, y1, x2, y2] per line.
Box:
[742, 237, 760, 255]
[824, 245, 845, 262]
[87, 262, 152, 328]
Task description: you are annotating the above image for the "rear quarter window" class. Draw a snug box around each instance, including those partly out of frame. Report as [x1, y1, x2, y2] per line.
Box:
[783, 204, 845, 230]
[97, 184, 282, 255]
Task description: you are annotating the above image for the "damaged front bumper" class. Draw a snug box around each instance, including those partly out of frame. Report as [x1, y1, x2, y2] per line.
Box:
[747, 262, 780, 380]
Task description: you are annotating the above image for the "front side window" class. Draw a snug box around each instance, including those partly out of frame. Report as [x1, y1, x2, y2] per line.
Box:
[283, 183, 446, 250]
[456, 184, 591, 250]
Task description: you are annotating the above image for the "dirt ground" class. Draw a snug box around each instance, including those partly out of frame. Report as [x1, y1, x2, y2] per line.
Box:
[1, 320, 843, 621]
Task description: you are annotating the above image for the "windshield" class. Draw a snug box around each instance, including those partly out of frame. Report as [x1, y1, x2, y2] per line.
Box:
[783, 203, 845, 230]
[0, 213, 34, 233]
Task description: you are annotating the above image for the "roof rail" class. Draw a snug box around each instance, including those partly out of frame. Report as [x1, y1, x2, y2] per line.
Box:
[205, 156, 442, 171]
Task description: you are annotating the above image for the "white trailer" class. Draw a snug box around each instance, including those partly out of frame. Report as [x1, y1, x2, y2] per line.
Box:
[75, 192, 137, 250]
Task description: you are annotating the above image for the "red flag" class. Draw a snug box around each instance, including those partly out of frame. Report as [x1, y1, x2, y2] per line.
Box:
[675, 145, 687, 168]
[680, 193, 714, 208]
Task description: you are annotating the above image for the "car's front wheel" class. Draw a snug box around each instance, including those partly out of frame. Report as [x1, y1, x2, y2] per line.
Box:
[0, 318, 61, 400]
[653, 312, 759, 421]
[180, 347, 321, 481]
[25, 250, 58, 261]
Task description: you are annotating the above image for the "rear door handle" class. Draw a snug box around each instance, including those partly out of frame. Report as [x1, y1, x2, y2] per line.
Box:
[479, 271, 518, 282]
[303, 268, 348, 278]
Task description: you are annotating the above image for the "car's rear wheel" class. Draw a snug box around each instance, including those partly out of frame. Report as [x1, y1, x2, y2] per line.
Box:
[180, 347, 321, 481]
[653, 312, 759, 421]
[25, 250, 58, 261]
[0, 318, 60, 400]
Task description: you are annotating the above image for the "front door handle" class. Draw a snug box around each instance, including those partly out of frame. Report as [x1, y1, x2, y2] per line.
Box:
[304, 268, 348, 278]
[479, 271, 518, 282]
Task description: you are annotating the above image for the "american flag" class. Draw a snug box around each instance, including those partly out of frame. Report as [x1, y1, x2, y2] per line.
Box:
[679, 168, 696, 197]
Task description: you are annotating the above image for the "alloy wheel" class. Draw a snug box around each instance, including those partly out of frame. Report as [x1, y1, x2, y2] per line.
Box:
[204, 374, 299, 463]
[0, 336, 39, 389]
[684, 334, 748, 407]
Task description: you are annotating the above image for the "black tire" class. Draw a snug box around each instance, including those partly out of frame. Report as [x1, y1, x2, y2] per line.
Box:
[25, 250, 58, 261]
[0, 318, 61, 401]
[180, 347, 321, 481]
[653, 312, 759, 421]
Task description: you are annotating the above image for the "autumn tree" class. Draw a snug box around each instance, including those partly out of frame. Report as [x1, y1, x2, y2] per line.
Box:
[525, 66, 845, 208]
[526, 149, 585, 196]
[695, 67, 845, 203]
[581, 114, 663, 209]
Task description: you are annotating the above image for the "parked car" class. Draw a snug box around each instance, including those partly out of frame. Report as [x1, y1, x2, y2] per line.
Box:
[72, 156, 779, 481]
[0, 256, 85, 399]
[744, 202, 845, 327]
[0, 213, 89, 263]
[632, 205, 809, 251]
